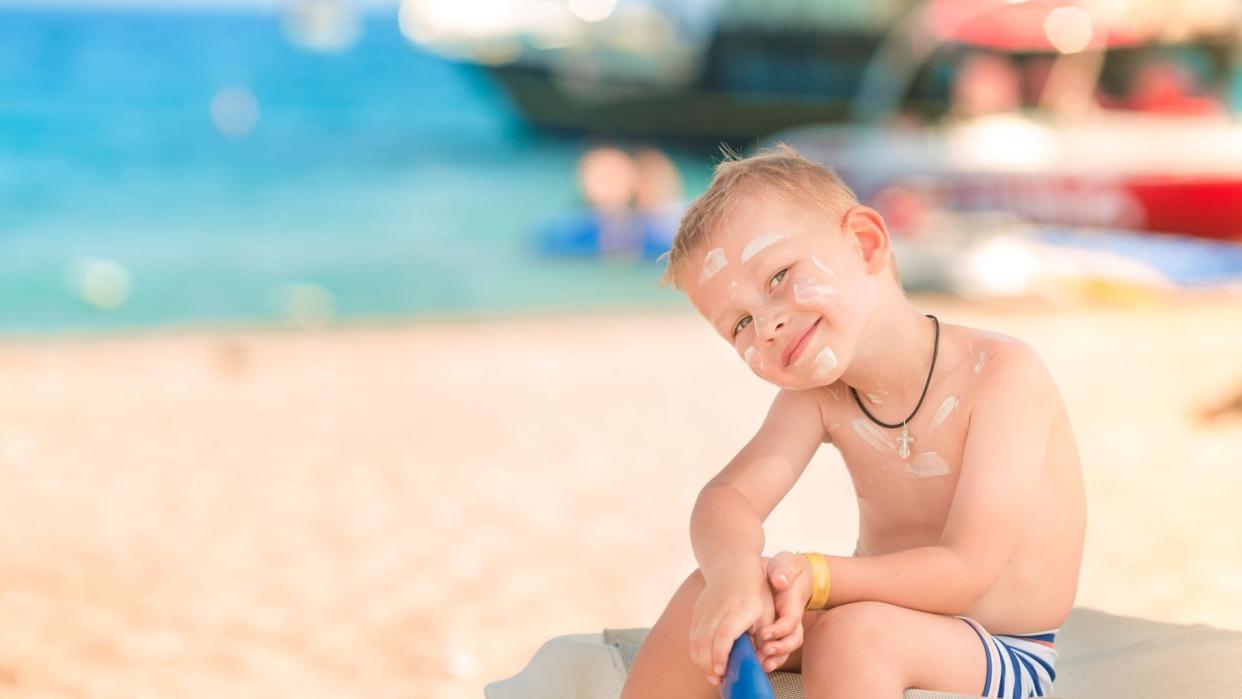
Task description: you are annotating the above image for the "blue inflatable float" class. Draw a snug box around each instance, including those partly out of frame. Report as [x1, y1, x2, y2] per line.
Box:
[534, 207, 679, 260]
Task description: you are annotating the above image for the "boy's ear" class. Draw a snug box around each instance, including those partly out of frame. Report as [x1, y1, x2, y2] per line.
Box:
[841, 205, 891, 276]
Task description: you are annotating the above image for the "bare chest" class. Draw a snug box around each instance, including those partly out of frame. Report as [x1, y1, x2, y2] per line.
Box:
[819, 384, 972, 540]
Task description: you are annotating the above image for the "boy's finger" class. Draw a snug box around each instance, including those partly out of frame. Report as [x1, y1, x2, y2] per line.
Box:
[765, 623, 804, 659]
[690, 617, 717, 677]
[712, 618, 739, 678]
[761, 601, 799, 639]
[768, 558, 794, 589]
[776, 588, 805, 621]
[759, 616, 791, 641]
[768, 552, 803, 587]
[763, 652, 789, 673]
[762, 635, 792, 658]
[757, 603, 776, 636]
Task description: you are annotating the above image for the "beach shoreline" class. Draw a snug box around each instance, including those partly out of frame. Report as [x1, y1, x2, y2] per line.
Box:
[1, 296, 1239, 697]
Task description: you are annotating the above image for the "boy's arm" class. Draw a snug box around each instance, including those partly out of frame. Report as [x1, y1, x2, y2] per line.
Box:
[814, 343, 1055, 614]
[689, 388, 828, 684]
[691, 387, 828, 579]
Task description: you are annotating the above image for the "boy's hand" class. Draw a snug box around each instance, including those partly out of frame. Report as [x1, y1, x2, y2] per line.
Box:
[689, 559, 776, 687]
[756, 551, 813, 672]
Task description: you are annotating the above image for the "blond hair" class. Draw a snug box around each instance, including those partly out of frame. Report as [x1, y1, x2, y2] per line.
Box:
[659, 144, 861, 290]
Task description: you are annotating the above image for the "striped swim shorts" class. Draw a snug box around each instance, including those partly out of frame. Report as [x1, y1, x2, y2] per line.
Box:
[956, 615, 1059, 698]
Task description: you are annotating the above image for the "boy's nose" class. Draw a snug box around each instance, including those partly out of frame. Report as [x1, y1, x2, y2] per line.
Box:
[757, 315, 788, 343]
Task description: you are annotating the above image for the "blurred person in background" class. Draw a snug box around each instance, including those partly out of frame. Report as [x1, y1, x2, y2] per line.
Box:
[949, 53, 1024, 119]
[539, 144, 684, 260]
[579, 145, 645, 258]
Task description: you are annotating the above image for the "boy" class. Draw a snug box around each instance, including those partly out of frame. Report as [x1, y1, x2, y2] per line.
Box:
[620, 147, 1086, 699]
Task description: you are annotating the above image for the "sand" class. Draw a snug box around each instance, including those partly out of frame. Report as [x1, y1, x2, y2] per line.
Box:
[1, 296, 1240, 698]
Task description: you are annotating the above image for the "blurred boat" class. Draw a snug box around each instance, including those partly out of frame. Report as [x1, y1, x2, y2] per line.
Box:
[401, 0, 1240, 144]
[476, 17, 916, 140]
[778, 111, 1242, 241]
[399, 0, 946, 141]
[935, 221, 1242, 300]
[768, 0, 1242, 241]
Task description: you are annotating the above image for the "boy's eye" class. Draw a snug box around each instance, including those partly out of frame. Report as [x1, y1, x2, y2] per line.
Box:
[732, 316, 751, 337]
[731, 269, 787, 337]
[768, 268, 788, 290]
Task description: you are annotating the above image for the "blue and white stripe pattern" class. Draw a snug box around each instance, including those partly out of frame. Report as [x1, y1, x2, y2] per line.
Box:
[956, 615, 1059, 698]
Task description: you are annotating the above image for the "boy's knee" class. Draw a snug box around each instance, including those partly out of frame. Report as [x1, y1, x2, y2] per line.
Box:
[664, 568, 706, 606]
[658, 569, 706, 625]
[681, 568, 707, 592]
[804, 602, 894, 668]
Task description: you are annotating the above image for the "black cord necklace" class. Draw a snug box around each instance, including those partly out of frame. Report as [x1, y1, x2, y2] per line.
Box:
[850, 314, 940, 459]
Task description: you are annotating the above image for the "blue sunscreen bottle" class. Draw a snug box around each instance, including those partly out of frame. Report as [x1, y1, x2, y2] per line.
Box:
[719, 634, 776, 699]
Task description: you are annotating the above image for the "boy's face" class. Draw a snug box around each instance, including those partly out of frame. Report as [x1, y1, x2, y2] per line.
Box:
[684, 193, 877, 391]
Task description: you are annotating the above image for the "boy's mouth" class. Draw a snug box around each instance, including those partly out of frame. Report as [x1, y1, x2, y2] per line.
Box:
[782, 318, 820, 367]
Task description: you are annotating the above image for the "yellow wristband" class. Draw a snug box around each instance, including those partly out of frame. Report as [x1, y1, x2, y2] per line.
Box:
[800, 552, 831, 611]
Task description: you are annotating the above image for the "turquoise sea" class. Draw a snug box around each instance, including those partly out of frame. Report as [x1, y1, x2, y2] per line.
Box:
[0, 7, 711, 335]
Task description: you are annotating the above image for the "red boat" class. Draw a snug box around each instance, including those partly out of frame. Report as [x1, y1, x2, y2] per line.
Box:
[777, 112, 1242, 242]
[772, 0, 1242, 242]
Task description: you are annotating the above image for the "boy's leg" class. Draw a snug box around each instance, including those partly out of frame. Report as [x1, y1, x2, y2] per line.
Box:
[619, 570, 717, 699]
[620, 569, 820, 699]
[798, 601, 988, 699]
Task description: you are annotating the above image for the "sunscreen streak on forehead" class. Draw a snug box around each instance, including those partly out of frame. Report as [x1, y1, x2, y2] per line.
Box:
[905, 452, 950, 479]
[740, 232, 787, 263]
[852, 419, 892, 452]
[728, 280, 738, 300]
[700, 247, 727, 283]
[931, 395, 959, 430]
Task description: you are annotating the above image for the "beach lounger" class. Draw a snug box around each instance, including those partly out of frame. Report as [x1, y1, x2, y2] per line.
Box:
[486, 607, 1242, 699]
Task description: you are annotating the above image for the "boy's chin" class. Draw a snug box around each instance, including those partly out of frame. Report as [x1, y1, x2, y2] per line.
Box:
[765, 372, 840, 392]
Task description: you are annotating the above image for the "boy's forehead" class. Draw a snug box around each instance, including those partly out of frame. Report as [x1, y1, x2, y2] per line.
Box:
[713, 195, 799, 246]
[690, 214, 813, 283]
[685, 229, 799, 319]
[706, 193, 832, 255]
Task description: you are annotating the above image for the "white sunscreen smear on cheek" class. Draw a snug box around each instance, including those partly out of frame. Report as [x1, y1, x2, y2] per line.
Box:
[740, 232, 786, 262]
[700, 247, 727, 283]
[852, 419, 891, 452]
[931, 395, 958, 429]
[810, 254, 838, 278]
[812, 347, 837, 379]
[905, 452, 950, 479]
[793, 276, 836, 305]
[744, 346, 765, 371]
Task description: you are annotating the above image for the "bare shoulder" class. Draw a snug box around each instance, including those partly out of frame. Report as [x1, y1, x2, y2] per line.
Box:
[962, 327, 1058, 410]
[769, 386, 832, 440]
